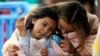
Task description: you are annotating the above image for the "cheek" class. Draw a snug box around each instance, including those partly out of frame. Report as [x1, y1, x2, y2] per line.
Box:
[58, 24, 65, 31]
[67, 32, 79, 38]
[33, 24, 43, 33]
[47, 31, 52, 35]
[35, 27, 43, 33]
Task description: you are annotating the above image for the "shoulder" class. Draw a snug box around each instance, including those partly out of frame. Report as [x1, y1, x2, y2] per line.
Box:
[87, 12, 99, 34]
[87, 12, 99, 23]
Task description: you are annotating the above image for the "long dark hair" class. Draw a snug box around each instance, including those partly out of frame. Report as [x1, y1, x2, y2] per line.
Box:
[57, 1, 91, 54]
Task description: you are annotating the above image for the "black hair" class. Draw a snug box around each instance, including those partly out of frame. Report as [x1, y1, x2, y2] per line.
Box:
[25, 7, 59, 30]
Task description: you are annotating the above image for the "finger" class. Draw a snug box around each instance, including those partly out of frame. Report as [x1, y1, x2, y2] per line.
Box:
[41, 50, 48, 54]
[41, 48, 48, 51]
[19, 19, 24, 25]
[41, 51, 48, 56]
[17, 19, 24, 25]
[17, 17, 24, 21]
[41, 53, 48, 56]
[8, 48, 18, 53]
[10, 44, 19, 50]
[16, 19, 20, 25]
[17, 18, 23, 21]
[7, 45, 19, 52]
[61, 47, 69, 52]
[16, 18, 24, 25]
[7, 45, 19, 56]
[60, 40, 66, 44]
[8, 51, 17, 56]
[41, 48, 48, 56]
[16, 19, 19, 26]
[59, 43, 66, 48]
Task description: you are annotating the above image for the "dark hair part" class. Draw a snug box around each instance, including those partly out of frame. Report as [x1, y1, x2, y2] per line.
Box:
[25, 7, 59, 30]
[58, 1, 91, 51]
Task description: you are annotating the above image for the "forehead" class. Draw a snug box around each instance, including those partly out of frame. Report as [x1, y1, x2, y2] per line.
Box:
[38, 17, 56, 27]
[58, 18, 75, 29]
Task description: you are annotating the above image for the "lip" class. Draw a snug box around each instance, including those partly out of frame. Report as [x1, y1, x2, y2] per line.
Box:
[39, 33, 46, 37]
[40, 33, 44, 36]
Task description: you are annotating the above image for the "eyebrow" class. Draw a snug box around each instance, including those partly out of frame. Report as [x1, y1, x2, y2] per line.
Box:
[43, 20, 48, 25]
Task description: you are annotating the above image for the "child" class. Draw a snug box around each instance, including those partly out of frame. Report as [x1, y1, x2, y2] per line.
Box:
[2, 7, 59, 56]
[56, 1, 99, 56]
[43, 1, 99, 56]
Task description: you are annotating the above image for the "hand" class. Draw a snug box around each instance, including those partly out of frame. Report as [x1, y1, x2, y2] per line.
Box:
[16, 18, 26, 37]
[59, 40, 70, 52]
[41, 48, 48, 56]
[6, 44, 19, 56]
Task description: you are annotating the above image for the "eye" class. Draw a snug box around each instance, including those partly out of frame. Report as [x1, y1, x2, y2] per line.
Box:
[67, 30, 74, 33]
[42, 22, 47, 27]
[59, 24, 64, 30]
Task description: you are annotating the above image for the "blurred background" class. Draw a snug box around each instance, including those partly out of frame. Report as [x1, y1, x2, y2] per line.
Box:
[0, 0, 100, 56]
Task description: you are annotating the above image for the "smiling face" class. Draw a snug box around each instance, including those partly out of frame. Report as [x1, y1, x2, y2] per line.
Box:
[58, 18, 76, 36]
[31, 17, 57, 39]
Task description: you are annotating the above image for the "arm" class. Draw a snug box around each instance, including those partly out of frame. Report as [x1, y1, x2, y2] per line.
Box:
[87, 12, 99, 35]
[79, 13, 99, 56]
[16, 18, 29, 56]
[2, 29, 27, 56]
[2, 29, 19, 56]
[77, 34, 96, 56]
[92, 24, 100, 56]
[18, 35, 29, 56]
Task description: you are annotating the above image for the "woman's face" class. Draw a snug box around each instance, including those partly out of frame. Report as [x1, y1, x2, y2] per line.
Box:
[58, 18, 76, 36]
[31, 17, 56, 39]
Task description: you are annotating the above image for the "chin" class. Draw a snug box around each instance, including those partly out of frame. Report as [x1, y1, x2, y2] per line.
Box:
[35, 35, 43, 39]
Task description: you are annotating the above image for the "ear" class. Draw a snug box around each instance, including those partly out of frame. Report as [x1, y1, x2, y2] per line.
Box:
[32, 19, 37, 24]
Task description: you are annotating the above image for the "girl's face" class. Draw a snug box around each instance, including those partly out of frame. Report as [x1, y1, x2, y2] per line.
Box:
[58, 18, 76, 36]
[31, 17, 56, 39]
